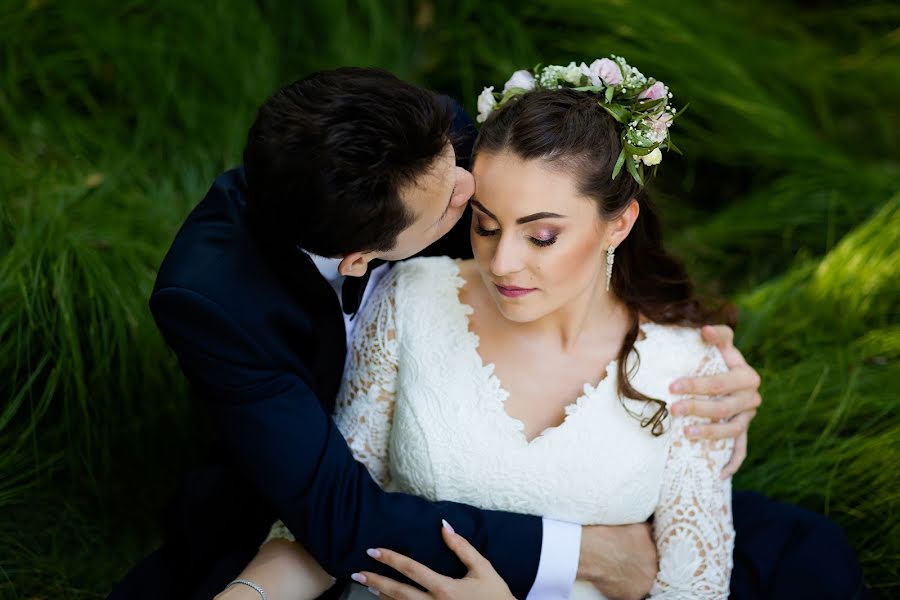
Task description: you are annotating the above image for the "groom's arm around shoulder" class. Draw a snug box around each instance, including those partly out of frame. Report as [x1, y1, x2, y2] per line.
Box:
[147, 188, 544, 597]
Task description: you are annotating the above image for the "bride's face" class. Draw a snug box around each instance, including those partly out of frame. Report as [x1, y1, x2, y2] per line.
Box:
[470, 151, 611, 323]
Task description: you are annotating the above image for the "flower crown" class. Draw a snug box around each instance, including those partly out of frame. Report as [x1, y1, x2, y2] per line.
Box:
[476, 56, 685, 186]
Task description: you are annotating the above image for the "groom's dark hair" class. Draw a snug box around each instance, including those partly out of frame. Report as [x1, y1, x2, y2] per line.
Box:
[243, 67, 455, 256]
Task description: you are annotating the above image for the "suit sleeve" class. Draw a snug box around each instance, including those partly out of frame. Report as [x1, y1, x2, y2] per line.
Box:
[149, 286, 543, 597]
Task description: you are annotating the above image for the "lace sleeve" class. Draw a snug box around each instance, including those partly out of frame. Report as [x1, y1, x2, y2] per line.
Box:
[649, 344, 735, 599]
[332, 268, 401, 489]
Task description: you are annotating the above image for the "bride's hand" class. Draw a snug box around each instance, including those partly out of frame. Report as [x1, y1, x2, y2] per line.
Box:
[668, 324, 763, 478]
[351, 520, 514, 600]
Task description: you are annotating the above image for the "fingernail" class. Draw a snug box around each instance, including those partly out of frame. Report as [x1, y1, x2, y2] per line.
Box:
[351, 573, 367, 584]
[366, 548, 382, 559]
[686, 426, 699, 437]
[441, 518, 455, 534]
[671, 381, 685, 393]
[670, 403, 681, 416]
[368, 587, 381, 596]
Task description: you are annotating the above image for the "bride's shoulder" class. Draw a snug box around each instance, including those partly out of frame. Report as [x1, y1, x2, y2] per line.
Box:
[389, 256, 468, 300]
[639, 322, 718, 370]
[392, 255, 464, 281]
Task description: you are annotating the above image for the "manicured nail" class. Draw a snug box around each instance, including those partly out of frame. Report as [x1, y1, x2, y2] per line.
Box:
[686, 426, 699, 437]
[366, 548, 382, 559]
[351, 573, 367, 584]
[442, 519, 455, 534]
[670, 403, 682, 416]
[671, 381, 685, 393]
[368, 587, 380, 596]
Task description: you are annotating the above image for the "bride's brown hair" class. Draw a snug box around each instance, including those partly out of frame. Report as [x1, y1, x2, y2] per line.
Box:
[473, 88, 735, 435]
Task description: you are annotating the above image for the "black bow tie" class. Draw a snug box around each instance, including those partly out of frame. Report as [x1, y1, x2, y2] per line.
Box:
[341, 259, 385, 315]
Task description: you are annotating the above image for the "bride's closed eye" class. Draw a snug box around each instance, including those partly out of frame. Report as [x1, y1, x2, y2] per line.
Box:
[530, 231, 558, 247]
[473, 221, 558, 247]
[473, 221, 499, 237]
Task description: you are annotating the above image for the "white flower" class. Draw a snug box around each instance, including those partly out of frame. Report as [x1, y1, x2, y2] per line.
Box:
[476, 86, 497, 123]
[538, 65, 566, 88]
[619, 59, 648, 88]
[579, 61, 592, 79]
[563, 61, 585, 85]
[503, 70, 536, 93]
[640, 147, 663, 166]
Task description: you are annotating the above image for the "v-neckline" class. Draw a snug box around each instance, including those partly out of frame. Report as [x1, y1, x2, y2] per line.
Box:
[448, 259, 653, 446]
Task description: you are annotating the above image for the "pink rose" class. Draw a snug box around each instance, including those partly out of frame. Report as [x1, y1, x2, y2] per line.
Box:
[639, 81, 667, 101]
[648, 112, 673, 142]
[589, 58, 623, 86]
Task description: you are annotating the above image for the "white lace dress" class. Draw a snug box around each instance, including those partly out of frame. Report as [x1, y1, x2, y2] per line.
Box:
[271, 256, 734, 599]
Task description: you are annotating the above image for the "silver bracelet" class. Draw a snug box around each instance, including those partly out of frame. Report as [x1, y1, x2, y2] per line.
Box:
[225, 579, 267, 600]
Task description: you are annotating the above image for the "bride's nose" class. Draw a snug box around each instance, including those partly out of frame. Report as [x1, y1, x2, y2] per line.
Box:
[490, 234, 525, 277]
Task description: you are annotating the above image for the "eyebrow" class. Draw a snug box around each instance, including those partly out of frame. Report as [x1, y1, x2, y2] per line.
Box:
[471, 199, 567, 224]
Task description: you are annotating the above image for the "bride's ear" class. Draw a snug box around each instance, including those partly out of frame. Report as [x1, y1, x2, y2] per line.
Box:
[608, 199, 641, 247]
[338, 252, 372, 278]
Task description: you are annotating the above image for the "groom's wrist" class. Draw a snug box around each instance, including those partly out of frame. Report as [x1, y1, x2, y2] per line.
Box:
[576, 525, 606, 583]
[577, 523, 657, 599]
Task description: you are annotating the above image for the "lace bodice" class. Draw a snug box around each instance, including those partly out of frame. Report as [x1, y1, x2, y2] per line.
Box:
[275, 256, 734, 599]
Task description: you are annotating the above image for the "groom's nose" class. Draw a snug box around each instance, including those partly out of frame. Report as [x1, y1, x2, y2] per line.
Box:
[450, 167, 474, 207]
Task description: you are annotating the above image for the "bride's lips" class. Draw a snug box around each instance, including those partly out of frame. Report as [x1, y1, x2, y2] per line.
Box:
[494, 284, 536, 298]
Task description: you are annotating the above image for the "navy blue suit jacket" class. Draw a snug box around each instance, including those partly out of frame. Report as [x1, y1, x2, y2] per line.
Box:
[149, 102, 542, 598]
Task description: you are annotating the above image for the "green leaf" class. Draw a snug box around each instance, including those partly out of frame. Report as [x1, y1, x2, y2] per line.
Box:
[636, 97, 666, 113]
[624, 142, 657, 156]
[605, 85, 615, 103]
[666, 134, 683, 155]
[499, 88, 528, 104]
[573, 85, 603, 92]
[626, 156, 644, 186]
[611, 148, 626, 180]
[599, 102, 630, 123]
[673, 101, 691, 118]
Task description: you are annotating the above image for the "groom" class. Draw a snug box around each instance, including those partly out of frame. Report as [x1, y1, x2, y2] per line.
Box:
[111, 67, 865, 600]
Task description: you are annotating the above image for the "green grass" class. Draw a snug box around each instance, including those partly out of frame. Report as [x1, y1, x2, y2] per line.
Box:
[1, 0, 898, 597]
[733, 196, 900, 592]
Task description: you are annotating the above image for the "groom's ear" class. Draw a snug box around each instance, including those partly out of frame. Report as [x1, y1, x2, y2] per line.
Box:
[339, 252, 372, 278]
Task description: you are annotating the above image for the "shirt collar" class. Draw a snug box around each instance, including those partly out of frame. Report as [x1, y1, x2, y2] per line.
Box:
[298, 247, 344, 285]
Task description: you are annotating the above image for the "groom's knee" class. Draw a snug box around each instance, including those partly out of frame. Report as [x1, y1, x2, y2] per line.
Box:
[783, 510, 868, 599]
[731, 491, 868, 600]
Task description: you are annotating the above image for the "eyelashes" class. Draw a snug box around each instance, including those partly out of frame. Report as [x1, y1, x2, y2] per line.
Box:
[473, 223, 558, 247]
[531, 235, 557, 247]
[473, 223, 498, 237]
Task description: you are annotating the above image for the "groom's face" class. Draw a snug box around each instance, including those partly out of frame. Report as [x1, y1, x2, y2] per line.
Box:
[376, 143, 475, 261]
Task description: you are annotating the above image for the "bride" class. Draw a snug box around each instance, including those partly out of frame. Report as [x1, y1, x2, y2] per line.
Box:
[223, 58, 734, 599]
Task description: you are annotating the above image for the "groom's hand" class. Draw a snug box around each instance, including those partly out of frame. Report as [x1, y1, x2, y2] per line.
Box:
[352, 520, 514, 600]
[669, 324, 762, 478]
[578, 523, 657, 600]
